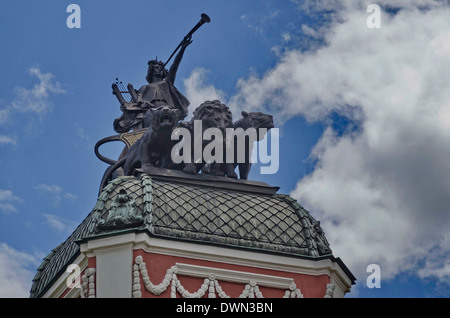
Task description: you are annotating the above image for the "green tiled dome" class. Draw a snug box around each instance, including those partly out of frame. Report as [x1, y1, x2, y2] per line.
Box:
[30, 171, 333, 298]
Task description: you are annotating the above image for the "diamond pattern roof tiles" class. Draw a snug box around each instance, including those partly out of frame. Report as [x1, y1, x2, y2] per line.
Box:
[30, 173, 332, 298]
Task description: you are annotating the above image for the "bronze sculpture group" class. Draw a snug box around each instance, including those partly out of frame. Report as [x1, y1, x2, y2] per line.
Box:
[95, 14, 274, 194]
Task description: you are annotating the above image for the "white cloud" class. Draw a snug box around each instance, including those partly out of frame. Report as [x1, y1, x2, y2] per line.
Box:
[33, 184, 77, 207]
[0, 66, 65, 142]
[284, 2, 450, 290]
[0, 135, 16, 146]
[0, 203, 17, 214]
[240, 9, 280, 37]
[75, 122, 92, 149]
[10, 67, 65, 115]
[42, 213, 77, 233]
[0, 243, 40, 297]
[0, 189, 21, 214]
[184, 0, 450, 293]
[63, 192, 78, 202]
[281, 32, 291, 42]
[0, 108, 9, 125]
[183, 68, 226, 117]
[416, 232, 450, 284]
[0, 190, 20, 202]
[33, 184, 62, 194]
[76, 124, 88, 141]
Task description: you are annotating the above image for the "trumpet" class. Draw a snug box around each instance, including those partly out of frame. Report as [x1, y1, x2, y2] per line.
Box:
[164, 13, 211, 66]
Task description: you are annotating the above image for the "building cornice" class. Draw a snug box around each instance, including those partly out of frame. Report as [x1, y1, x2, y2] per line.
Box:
[80, 232, 353, 294]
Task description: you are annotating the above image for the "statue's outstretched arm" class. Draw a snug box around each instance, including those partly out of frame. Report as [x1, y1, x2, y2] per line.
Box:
[167, 36, 192, 85]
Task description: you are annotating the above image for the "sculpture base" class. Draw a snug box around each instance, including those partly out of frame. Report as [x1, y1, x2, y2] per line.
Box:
[136, 166, 279, 195]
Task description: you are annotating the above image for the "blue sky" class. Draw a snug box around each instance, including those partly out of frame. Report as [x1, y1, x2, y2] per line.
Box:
[1, 0, 450, 298]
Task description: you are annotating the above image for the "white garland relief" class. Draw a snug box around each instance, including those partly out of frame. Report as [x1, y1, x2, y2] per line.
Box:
[132, 255, 304, 298]
[81, 268, 96, 298]
[324, 283, 335, 298]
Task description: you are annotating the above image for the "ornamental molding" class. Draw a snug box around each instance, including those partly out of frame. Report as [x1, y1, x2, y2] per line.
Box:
[81, 268, 96, 298]
[79, 232, 353, 297]
[133, 234, 353, 290]
[132, 255, 304, 298]
[175, 263, 295, 290]
[324, 283, 335, 298]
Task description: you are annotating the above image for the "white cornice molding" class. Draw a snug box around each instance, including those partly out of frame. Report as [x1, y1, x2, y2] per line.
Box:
[80, 233, 137, 254]
[77, 232, 352, 296]
[133, 233, 353, 293]
[42, 254, 87, 298]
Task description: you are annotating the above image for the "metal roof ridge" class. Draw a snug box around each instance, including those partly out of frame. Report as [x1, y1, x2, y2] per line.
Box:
[136, 166, 280, 196]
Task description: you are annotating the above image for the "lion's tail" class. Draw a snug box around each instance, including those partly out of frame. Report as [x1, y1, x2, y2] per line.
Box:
[98, 157, 127, 197]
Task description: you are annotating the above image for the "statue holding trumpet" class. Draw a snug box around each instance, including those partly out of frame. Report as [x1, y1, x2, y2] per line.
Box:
[94, 13, 275, 193]
[112, 14, 211, 134]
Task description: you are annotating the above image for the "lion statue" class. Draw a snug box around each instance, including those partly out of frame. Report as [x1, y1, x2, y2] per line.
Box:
[232, 111, 274, 179]
[202, 111, 274, 179]
[180, 100, 234, 175]
[122, 105, 179, 175]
